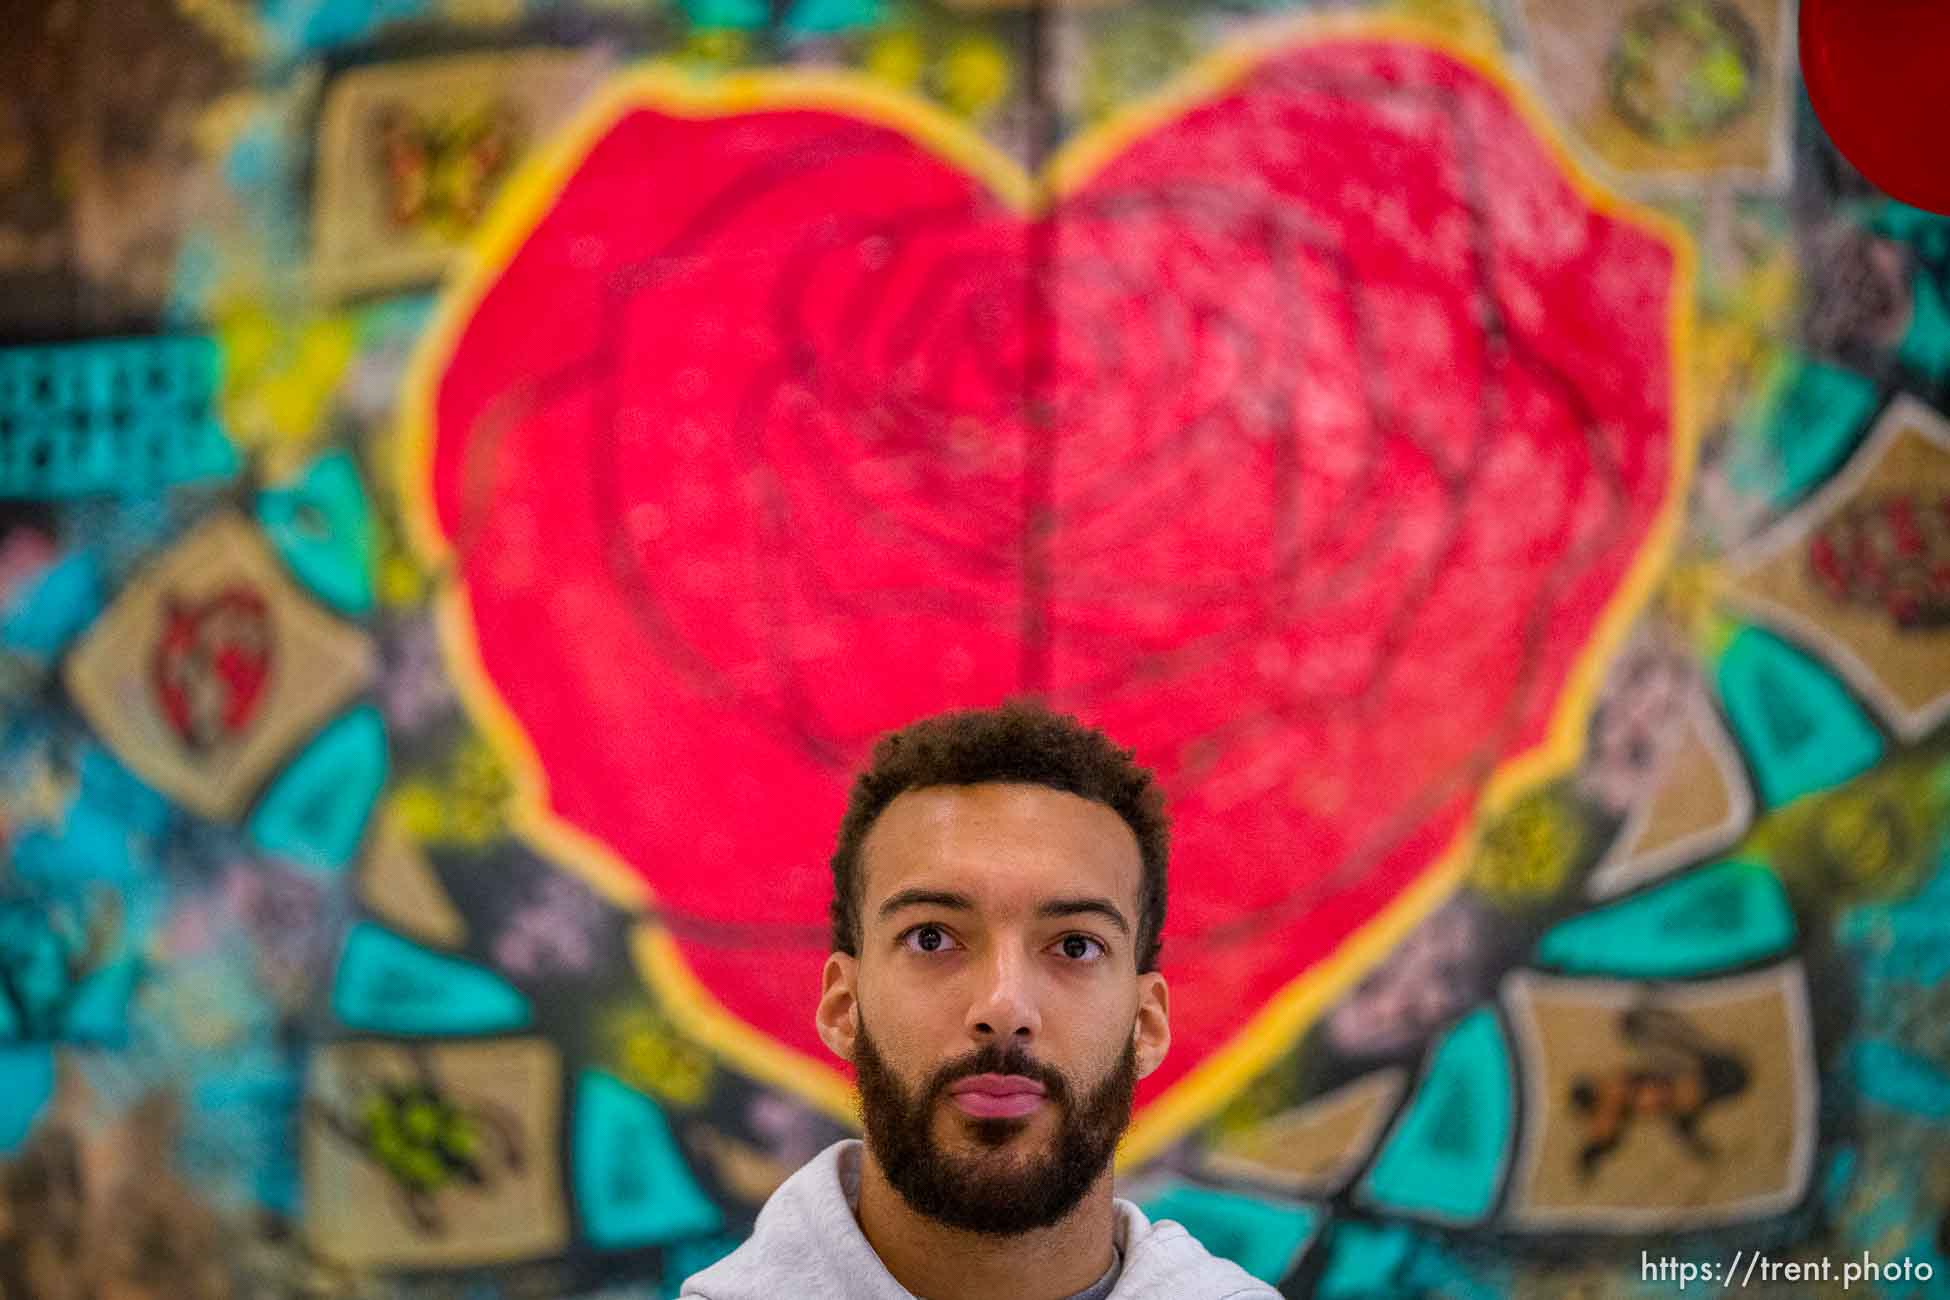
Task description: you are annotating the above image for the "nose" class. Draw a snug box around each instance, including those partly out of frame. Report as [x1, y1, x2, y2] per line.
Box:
[965, 945, 1041, 1044]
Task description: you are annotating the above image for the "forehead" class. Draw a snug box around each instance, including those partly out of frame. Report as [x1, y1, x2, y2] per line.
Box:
[858, 782, 1142, 915]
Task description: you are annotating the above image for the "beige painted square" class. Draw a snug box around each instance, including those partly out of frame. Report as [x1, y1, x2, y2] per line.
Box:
[1516, 0, 1790, 183]
[63, 511, 374, 821]
[312, 49, 601, 300]
[304, 1038, 567, 1269]
[1503, 963, 1814, 1230]
[1722, 396, 1950, 742]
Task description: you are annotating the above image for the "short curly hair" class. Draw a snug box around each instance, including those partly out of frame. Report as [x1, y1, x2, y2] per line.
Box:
[829, 701, 1169, 972]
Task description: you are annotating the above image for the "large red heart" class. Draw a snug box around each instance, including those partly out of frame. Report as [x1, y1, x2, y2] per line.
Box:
[419, 32, 1682, 1149]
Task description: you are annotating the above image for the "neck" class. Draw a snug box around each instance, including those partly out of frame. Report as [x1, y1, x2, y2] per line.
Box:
[853, 1142, 1118, 1300]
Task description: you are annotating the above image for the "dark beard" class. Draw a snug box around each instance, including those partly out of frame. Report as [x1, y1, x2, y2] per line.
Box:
[852, 1019, 1138, 1236]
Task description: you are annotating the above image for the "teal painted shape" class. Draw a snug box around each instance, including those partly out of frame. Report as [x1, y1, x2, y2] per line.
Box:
[332, 922, 529, 1034]
[0, 1046, 56, 1152]
[1822, 1146, 1859, 1220]
[1138, 1182, 1319, 1283]
[14, 800, 148, 886]
[1728, 357, 1879, 505]
[1316, 1220, 1413, 1300]
[660, 1235, 743, 1299]
[1899, 266, 1950, 381]
[260, 0, 432, 60]
[61, 956, 139, 1044]
[1836, 853, 1950, 985]
[257, 449, 374, 615]
[0, 902, 72, 1041]
[1359, 1007, 1513, 1222]
[78, 744, 172, 838]
[165, 232, 218, 324]
[1535, 859, 1795, 977]
[225, 118, 283, 189]
[783, 0, 882, 33]
[575, 1070, 724, 1248]
[248, 707, 387, 873]
[15, 745, 173, 888]
[682, 0, 767, 26]
[193, 1066, 303, 1216]
[0, 337, 238, 498]
[1316, 1220, 1504, 1300]
[1852, 1041, 1950, 1120]
[1718, 627, 1884, 808]
[1869, 201, 1950, 246]
[1, 549, 101, 657]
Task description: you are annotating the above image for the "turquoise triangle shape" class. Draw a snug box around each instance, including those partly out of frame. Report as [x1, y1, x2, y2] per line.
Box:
[1899, 265, 1950, 382]
[1536, 860, 1796, 978]
[1314, 1220, 1502, 1300]
[331, 922, 529, 1034]
[574, 1070, 724, 1248]
[1, 548, 102, 659]
[681, 0, 766, 27]
[1138, 1182, 1320, 1283]
[1360, 1007, 1513, 1222]
[1718, 627, 1884, 808]
[248, 707, 388, 873]
[257, 449, 375, 616]
[1317, 1221, 1412, 1300]
[783, 0, 881, 33]
[60, 955, 140, 1044]
[1728, 358, 1878, 506]
[0, 1046, 56, 1152]
[1852, 1040, 1950, 1120]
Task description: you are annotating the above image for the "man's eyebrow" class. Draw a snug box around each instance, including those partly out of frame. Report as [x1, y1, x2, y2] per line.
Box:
[1036, 897, 1131, 936]
[876, 888, 976, 922]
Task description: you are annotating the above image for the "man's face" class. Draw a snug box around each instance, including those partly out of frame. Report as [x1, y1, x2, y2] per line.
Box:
[816, 782, 1170, 1235]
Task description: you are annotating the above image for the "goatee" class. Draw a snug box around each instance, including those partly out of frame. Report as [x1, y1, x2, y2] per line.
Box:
[852, 1020, 1137, 1236]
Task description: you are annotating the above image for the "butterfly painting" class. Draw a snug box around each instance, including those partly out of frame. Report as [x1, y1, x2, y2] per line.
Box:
[372, 100, 524, 243]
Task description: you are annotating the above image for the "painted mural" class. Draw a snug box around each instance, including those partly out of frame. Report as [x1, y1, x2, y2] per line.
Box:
[3, 0, 1949, 1295]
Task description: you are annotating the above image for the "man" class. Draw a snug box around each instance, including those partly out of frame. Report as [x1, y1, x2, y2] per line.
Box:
[683, 703, 1277, 1300]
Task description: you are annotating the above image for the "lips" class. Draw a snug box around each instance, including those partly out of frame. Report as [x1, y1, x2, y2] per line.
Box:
[424, 34, 1682, 1138]
[947, 1075, 1048, 1121]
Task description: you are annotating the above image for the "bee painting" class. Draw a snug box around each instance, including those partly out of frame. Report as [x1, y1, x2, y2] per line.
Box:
[1567, 1005, 1752, 1180]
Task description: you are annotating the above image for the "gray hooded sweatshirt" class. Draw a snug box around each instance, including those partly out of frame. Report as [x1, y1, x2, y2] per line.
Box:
[680, 1140, 1280, 1300]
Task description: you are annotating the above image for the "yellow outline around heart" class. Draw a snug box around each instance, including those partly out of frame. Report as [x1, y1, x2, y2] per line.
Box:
[400, 11, 1696, 1170]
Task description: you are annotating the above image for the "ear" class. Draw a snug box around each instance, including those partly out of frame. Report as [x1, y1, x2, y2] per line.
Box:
[1133, 970, 1170, 1081]
[816, 951, 860, 1063]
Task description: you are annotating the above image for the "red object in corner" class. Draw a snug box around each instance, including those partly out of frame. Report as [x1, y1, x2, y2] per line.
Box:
[1800, 0, 1950, 214]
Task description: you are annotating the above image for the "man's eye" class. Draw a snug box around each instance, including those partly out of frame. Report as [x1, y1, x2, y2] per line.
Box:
[1055, 934, 1105, 962]
[900, 924, 958, 954]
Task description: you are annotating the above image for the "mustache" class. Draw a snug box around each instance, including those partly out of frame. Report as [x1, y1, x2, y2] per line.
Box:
[922, 1043, 1073, 1107]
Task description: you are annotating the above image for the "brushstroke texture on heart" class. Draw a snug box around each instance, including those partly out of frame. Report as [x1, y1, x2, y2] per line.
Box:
[421, 35, 1683, 1123]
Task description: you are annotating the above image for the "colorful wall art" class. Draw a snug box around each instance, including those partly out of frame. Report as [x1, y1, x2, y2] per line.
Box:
[5, 1, 1950, 1295]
